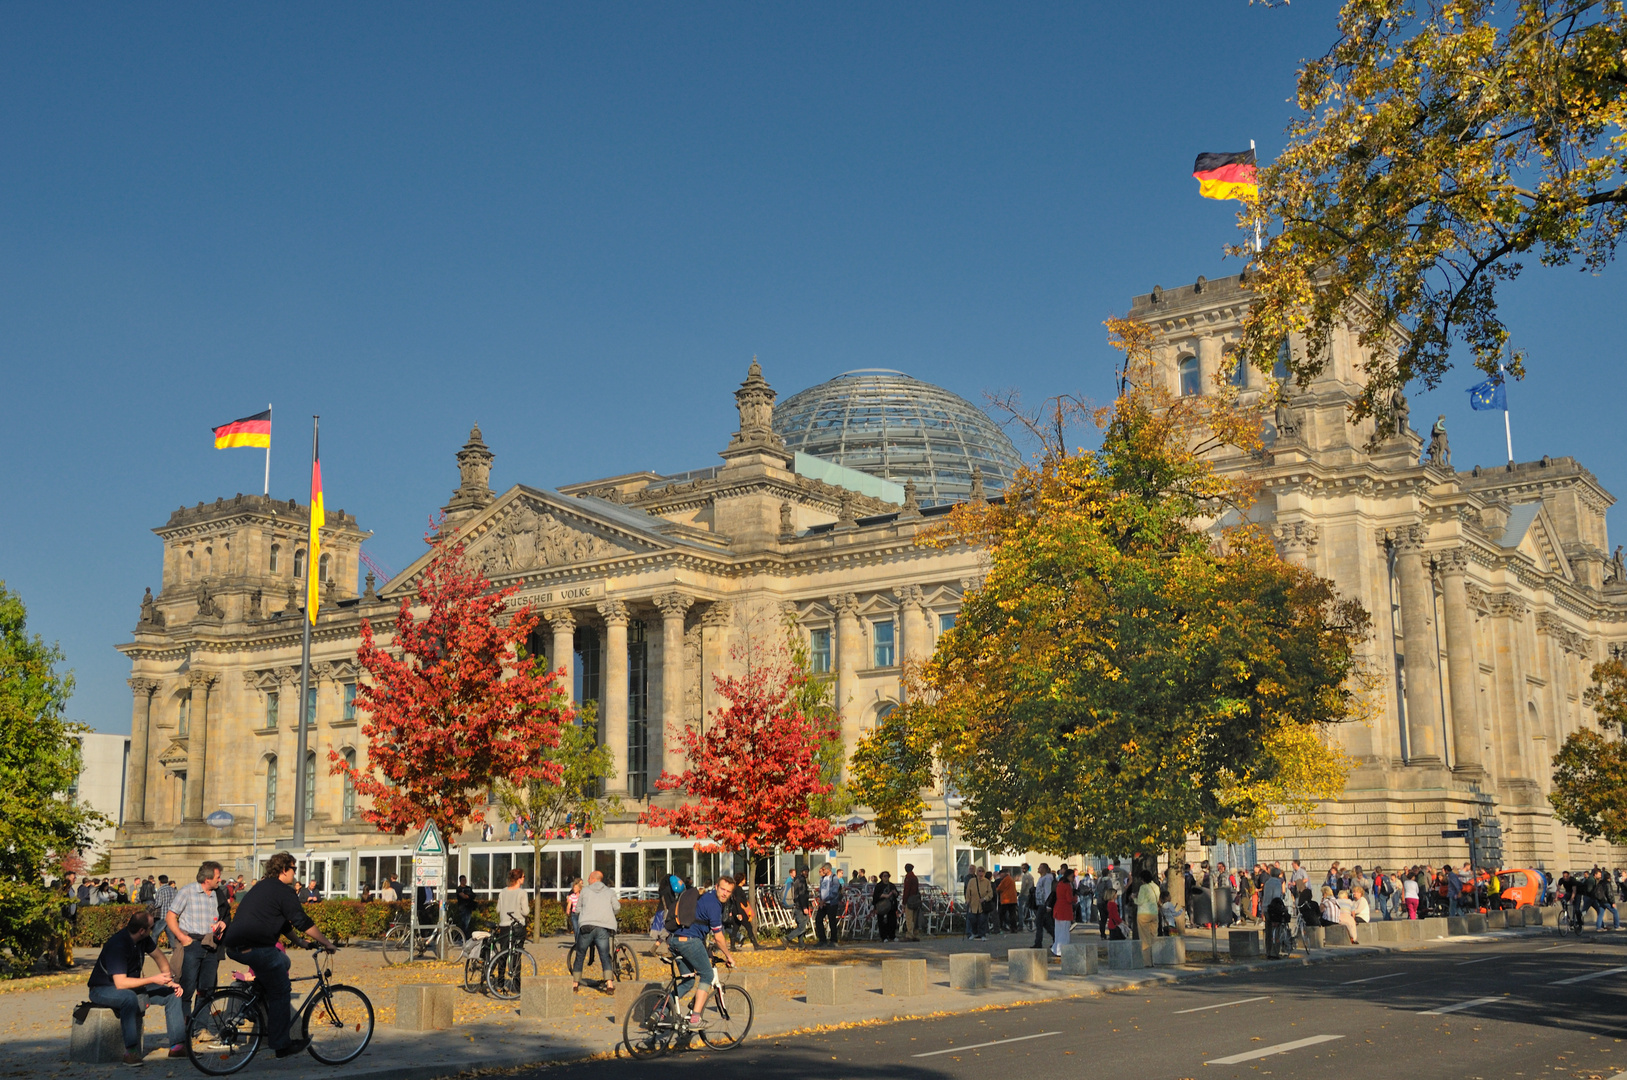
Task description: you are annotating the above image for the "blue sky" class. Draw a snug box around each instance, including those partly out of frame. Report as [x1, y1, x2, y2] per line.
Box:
[3, 3, 1621, 733]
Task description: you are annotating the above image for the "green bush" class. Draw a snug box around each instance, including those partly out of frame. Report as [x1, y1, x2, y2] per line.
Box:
[72, 903, 144, 948]
[0, 882, 67, 978]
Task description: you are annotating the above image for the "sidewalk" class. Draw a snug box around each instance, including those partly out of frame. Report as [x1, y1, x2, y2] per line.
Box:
[3, 922, 1557, 1080]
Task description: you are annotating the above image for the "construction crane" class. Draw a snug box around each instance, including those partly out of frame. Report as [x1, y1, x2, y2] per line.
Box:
[358, 548, 397, 587]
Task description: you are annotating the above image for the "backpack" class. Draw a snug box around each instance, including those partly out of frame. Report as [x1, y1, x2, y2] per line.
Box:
[674, 887, 700, 932]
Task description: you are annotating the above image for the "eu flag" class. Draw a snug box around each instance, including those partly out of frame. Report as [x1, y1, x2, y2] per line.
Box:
[1467, 378, 1506, 411]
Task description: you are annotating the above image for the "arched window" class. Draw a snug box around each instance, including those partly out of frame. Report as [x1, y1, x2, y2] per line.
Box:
[177, 693, 191, 736]
[873, 702, 897, 732]
[185, 550, 195, 579]
[1273, 339, 1291, 381]
[269, 544, 280, 574]
[1179, 356, 1201, 396]
[318, 552, 331, 583]
[1228, 349, 1248, 387]
[304, 751, 317, 821]
[265, 755, 278, 822]
[342, 749, 357, 821]
[204, 546, 214, 575]
[293, 549, 306, 582]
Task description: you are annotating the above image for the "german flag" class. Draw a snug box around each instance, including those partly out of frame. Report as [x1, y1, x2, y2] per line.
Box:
[213, 409, 272, 450]
[1193, 149, 1258, 202]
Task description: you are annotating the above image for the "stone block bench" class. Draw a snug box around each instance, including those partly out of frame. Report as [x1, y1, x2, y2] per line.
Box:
[68, 1003, 127, 1064]
[397, 984, 457, 1030]
[949, 952, 990, 989]
[882, 958, 927, 996]
[518, 977, 573, 1021]
[1060, 942, 1097, 975]
[805, 965, 855, 1005]
[1006, 948, 1048, 984]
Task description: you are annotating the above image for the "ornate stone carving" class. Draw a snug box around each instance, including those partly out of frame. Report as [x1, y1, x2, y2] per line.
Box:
[1273, 399, 1300, 442]
[1426, 415, 1450, 466]
[970, 466, 986, 503]
[188, 670, 217, 690]
[137, 587, 165, 628]
[958, 575, 985, 594]
[246, 588, 263, 620]
[653, 592, 694, 619]
[1389, 523, 1427, 552]
[362, 573, 377, 600]
[723, 358, 788, 457]
[701, 602, 734, 629]
[1536, 611, 1593, 656]
[543, 608, 576, 635]
[836, 492, 857, 529]
[779, 502, 794, 536]
[1487, 591, 1528, 619]
[900, 480, 922, 520]
[1435, 546, 1469, 575]
[444, 425, 496, 516]
[1608, 545, 1626, 585]
[893, 584, 929, 613]
[128, 677, 159, 696]
[1464, 582, 1491, 616]
[476, 504, 619, 575]
[829, 593, 860, 618]
[194, 583, 225, 620]
[596, 599, 630, 627]
[1273, 522, 1320, 557]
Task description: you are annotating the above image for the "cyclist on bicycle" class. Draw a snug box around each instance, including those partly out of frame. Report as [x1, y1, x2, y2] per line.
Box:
[219, 852, 338, 1059]
[669, 875, 738, 1030]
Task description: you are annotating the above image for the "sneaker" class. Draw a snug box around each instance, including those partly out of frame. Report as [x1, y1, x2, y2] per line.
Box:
[121, 1051, 145, 1067]
[686, 1013, 710, 1030]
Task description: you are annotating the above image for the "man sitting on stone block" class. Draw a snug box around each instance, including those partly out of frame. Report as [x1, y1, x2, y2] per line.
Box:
[85, 910, 187, 1065]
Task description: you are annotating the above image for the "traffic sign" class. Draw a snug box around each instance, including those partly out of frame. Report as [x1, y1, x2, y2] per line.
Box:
[414, 821, 444, 857]
[413, 855, 443, 889]
[206, 809, 236, 829]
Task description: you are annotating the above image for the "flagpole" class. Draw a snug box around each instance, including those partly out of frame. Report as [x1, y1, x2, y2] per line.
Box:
[1250, 139, 1262, 253]
[264, 403, 272, 497]
[292, 416, 318, 851]
[1501, 348, 1514, 464]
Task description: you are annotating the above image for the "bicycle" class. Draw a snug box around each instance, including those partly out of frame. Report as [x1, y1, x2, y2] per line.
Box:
[460, 926, 537, 996]
[382, 910, 465, 965]
[1565, 899, 1585, 937]
[622, 950, 753, 1057]
[185, 943, 373, 1076]
[561, 930, 639, 983]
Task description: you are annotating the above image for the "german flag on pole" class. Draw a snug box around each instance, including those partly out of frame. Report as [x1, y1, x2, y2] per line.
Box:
[306, 451, 324, 624]
[213, 409, 272, 449]
[1193, 149, 1258, 201]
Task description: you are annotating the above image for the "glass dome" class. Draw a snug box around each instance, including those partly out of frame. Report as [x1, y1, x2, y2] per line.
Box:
[772, 369, 1025, 506]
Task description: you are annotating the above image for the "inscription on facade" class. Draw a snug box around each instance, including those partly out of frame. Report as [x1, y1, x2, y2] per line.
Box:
[529, 581, 606, 605]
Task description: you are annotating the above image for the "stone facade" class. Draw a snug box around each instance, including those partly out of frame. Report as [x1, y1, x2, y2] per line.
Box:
[1138, 272, 1627, 871]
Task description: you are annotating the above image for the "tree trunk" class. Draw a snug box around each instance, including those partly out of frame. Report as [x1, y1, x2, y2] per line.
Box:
[1165, 846, 1186, 935]
[532, 836, 547, 942]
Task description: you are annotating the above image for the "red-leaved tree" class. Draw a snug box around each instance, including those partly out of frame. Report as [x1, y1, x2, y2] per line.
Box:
[333, 530, 569, 889]
[641, 651, 844, 899]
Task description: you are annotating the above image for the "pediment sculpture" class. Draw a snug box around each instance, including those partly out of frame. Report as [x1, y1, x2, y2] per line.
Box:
[475, 503, 628, 575]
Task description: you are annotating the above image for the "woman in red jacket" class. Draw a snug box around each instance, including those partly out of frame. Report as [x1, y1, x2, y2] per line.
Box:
[1050, 868, 1076, 957]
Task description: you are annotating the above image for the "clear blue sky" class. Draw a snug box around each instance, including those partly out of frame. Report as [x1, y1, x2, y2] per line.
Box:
[3, 3, 1621, 733]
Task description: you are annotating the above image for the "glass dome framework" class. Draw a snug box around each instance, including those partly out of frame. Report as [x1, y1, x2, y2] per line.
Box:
[772, 369, 1025, 506]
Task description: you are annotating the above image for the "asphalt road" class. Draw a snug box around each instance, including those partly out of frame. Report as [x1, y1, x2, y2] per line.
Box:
[504, 932, 1627, 1080]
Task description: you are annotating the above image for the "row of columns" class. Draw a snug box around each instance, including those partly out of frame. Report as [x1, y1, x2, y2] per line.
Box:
[125, 669, 218, 825]
[1390, 527, 1482, 775]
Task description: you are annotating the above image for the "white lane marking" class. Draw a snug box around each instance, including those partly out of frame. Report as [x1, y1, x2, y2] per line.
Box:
[1419, 996, 1500, 1016]
[1455, 955, 1499, 966]
[1205, 1034, 1344, 1065]
[1552, 964, 1627, 986]
[911, 1031, 1062, 1058]
[1344, 971, 1406, 984]
[1174, 996, 1268, 1014]
[1537, 944, 1577, 952]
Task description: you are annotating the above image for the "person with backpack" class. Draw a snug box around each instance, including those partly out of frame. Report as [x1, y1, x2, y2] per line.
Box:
[668, 875, 738, 1031]
[722, 883, 759, 949]
[1261, 867, 1288, 958]
[1593, 869, 1619, 931]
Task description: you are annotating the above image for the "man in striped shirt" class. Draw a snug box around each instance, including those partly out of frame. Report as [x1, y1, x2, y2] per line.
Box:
[166, 861, 228, 1020]
[151, 875, 178, 948]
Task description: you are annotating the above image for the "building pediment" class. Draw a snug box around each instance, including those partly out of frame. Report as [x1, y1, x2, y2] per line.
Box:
[157, 738, 189, 772]
[1499, 501, 1574, 583]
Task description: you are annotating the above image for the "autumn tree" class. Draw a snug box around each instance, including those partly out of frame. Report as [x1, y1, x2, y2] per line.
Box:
[783, 617, 853, 823]
[495, 701, 620, 938]
[640, 647, 845, 899]
[1239, 0, 1627, 422]
[1549, 658, 1627, 844]
[852, 319, 1372, 860]
[334, 531, 568, 902]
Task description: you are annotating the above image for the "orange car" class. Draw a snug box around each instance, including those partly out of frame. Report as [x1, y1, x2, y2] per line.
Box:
[1485, 868, 1545, 909]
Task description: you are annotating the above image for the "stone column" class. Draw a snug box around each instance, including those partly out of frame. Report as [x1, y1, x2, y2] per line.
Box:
[895, 585, 931, 682]
[1392, 526, 1444, 766]
[597, 600, 630, 795]
[1197, 334, 1222, 392]
[699, 603, 733, 735]
[126, 678, 158, 824]
[1438, 548, 1484, 776]
[653, 592, 694, 781]
[184, 671, 216, 821]
[1275, 522, 1318, 569]
[545, 609, 576, 702]
[831, 593, 862, 767]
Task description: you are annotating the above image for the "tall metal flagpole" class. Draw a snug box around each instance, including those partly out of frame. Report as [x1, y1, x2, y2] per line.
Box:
[292, 416, 318, 851]
[1501, 343, 1514, 463]
[263, 404, 272, 497]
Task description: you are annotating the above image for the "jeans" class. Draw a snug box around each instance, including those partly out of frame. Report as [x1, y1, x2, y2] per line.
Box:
[88, 983, 186, 1050]
[1597, 901, 1620, 930]
[231, 946, 294, 1050]
[966, 910, 988, 938]
[1375, 891, 1392, 920]
[177, 940, 221, 1021]
[999, 903, 1017, 933]
[789, 907, 812, 941]
[815, 902, 841, 944]
[456, 904, 474, 937]
[669, 934, 713, 1004]
[572, 924, 614, 982]
[1032, 907, 1054, 950]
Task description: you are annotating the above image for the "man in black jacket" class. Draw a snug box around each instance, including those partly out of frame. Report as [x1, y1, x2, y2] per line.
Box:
[220, 852, 338, 1057]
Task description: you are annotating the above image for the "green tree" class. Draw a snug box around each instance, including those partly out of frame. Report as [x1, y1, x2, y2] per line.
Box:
[494, 700, 621, 939]
[0, 581, 102, 976]
[1239, 1, 1627, 423]
[783, 618, 853, 823]
[852, 320, 1372, 858]
[1549, 658, 1627, 844]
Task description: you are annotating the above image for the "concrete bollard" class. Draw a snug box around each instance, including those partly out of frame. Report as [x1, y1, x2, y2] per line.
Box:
[613, 980, 663, 1025]
[1367, 920, 1401, 943]
[1446, 915, 1468, 936]
[519, 977, 574, 1021]
[1483, 910, 1506, 930]
[1006, 948, 1049, 984]
[724, 971, 761, 996]
[949, 952, 991, 989]
[882, 958, 927, 996]
[1302, 925, 1324, 949]
[1523, 905, 1545, 927]
[1540, 906, 1562, 928]
[1322, 922, 1353, 946]
[805, 965, 855, 1005]
[1106, 939, 1145, 969]
[1150, 936, 1186, 965]
[1418, 918, 1447, 939]
[1464, 913, 1487, 934]
[397, 984, 457, 1030]
[68, 1007, 127, 1064]
[1060, 942, 1098, 975]
[1229, 930, 1263, 958]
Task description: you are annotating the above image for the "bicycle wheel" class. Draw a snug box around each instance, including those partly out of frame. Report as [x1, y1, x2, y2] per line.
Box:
[300, 984, 374, 1065]
[622, 987, 676, 1059]
[614, 941, 640, 982]
[699, 983, 753, 1050]
[381, 925, 411, 965]
[187, 987, 265, 1076]
[463, 954, 487, 994]
[486, 946, 537, 1000]
[442, 926, 466, 953]
[561, 943, 581, 978]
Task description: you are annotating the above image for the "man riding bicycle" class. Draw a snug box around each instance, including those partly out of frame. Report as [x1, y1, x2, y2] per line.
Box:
[668, 875, 738, 1030]
[219, 851, 338, 1058]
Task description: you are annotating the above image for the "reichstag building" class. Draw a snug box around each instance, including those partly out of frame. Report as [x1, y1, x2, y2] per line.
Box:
[113, 276, 1627, 896]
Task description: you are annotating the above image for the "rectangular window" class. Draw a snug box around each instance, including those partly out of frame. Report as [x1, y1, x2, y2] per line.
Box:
[628, 621, 649, 797]
[178, 694, 191, 736]
[471, 853, 490, 892]
[595, 849, 617, 887]
[574, 628, 602, 709]
[939, 612, 957, 634]
[342, 683, 357, 722]
[559, 848, 582, 889]
[265, 691, 279, 729]
[872, 620, 896, 668]
[305, 687, 317, 728]
[809, 628, 832, 674]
